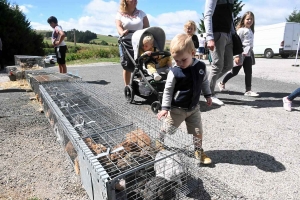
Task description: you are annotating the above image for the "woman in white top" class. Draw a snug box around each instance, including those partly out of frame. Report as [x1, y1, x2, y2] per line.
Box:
[115, 0, 150, 86]
[218, 11, 259, 97]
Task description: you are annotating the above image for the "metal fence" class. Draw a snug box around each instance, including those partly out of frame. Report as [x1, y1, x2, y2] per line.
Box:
[39, 81, 201, 200]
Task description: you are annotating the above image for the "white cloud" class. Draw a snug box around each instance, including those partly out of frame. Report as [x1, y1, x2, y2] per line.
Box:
[29, 0, 300, 40]
[19, 4, 33, 13]
[240, 0, 298, 28]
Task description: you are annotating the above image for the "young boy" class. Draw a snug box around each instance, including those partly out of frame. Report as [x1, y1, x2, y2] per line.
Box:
[47, 16, 67, 73]
[157, 33, 212, 165]
[140, 34, 172, 81]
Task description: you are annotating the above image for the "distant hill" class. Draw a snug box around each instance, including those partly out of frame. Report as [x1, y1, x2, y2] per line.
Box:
[92, 34, 118, 45]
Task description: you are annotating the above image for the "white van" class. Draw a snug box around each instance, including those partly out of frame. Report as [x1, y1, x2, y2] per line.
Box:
[253, 22, 300, 58]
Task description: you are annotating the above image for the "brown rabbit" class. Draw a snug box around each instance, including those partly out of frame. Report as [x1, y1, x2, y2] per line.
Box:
[65, 141, 80, 175]
[125, 128, 151, 148]
[110, 129, 151, 161]
[110, 140, 137, 161]
[84, 138, 107, 155]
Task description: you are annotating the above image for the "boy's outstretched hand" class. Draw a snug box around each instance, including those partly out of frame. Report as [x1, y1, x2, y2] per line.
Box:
[206, 97, 212, 106]
[157, 110, 168, 120]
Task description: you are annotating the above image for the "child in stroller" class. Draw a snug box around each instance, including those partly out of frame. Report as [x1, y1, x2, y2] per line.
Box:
[120, 27, 171, 113]
[140, 33, 172, 81]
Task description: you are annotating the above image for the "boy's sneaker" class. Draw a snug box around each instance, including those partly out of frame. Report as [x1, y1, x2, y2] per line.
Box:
[195, 149, 212, 165]
[244, 91, 259, 97]
[153, 72, 162, 81]
[155, 140, 165, 150]
[217, 82, 226, 92]
[211, 96, 224, 106]
[282, 96, 292, 112]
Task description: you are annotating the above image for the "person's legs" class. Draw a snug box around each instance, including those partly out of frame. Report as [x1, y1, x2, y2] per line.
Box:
[242, 56, 259, 96]
[287, 88, 300, 101]
[60, 46, 67, 73]
[242, 57, 253, 92]
[217, 34, 233, 79]
[221, 65, 242, 84]
[123, 70, 131, 86]
[208, 32, 228, 95]
[218, 66, 241, 92]
[185, 106, 211, 164]
[283, 88, 300, 111]
[158, 108, 186, 149]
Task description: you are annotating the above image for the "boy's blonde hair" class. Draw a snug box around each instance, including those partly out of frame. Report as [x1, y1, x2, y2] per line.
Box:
[184, 20, 197, 34]
[142, 33, 154, 45]
[170, 34, 195, 56]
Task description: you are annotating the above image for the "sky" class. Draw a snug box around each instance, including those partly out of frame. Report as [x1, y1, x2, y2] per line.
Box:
[10, 0, 300, 40]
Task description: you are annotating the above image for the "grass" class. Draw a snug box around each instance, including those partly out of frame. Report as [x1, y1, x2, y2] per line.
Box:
[91, 34, 118, 45]
[67, 57, 119, 65]
[43, 39, 113, 49]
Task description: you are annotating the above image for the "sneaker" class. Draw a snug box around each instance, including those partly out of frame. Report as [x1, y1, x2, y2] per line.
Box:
[155, 140, 165, 150]
[195, 149, 212, 165]
[217, 82, 226, 92]
[153, 72, 162, 81]
[244, 91, 259, 97]
[211, 96, 224, 106]
[282, 96, 292, 112]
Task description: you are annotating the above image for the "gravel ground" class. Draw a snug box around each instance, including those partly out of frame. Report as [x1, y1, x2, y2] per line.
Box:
[0, 57, 299, 200]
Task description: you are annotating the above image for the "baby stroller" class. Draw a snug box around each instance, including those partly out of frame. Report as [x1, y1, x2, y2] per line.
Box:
[118, 27, 171, 114]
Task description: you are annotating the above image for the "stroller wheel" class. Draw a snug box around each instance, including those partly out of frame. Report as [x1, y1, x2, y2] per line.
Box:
[124, 85, 134, 103]
[151, 101, 161, 114]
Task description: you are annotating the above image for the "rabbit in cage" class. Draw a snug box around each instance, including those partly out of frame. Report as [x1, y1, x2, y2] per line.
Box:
[110, 129, 151, 161]
[125, 128, 151, 147]
[141, 176, 177, 200]
[84, 137, 107, 155]
[65, 141, 80, 175]
[154, 150, 184, 187]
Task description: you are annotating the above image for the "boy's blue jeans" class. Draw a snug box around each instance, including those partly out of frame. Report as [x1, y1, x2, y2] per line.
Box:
[288, 87, 300, 101]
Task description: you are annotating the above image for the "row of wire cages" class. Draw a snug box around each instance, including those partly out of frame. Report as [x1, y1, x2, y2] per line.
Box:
[39, 81, 201, 200]
[26, 69, 81, 100]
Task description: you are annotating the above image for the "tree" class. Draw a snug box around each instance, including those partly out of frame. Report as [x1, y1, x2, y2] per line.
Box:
[0, 0, 44, 65]
[286, 9, 300, 23]
[66, 29, 97, 43]
[197, 0, 244, 34]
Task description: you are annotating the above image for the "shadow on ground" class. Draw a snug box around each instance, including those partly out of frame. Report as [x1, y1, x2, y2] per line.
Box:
[86, 80, 111, 85]
[204, 149, 286, 172]
[0, 89, 27, 93]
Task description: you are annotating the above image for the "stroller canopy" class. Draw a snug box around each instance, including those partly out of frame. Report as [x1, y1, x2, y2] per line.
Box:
[132, 27, 166, 60]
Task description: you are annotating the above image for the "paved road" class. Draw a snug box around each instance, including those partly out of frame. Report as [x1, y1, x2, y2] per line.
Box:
[1, 57, 298, 199]
[65, 57, 299, 200]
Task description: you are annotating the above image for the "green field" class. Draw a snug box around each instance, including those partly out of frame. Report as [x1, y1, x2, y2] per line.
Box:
[91, 34, 119, 45]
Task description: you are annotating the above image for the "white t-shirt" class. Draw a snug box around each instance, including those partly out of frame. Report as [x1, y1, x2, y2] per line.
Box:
[115, 9, 146, 39]
[52, 25, 66, 47]
[198, 36, 206, 47]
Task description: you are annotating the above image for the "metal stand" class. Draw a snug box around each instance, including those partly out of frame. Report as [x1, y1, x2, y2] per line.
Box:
[292, 35, 300, 67]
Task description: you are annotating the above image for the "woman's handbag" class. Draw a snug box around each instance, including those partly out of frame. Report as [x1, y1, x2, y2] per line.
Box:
[226, 0, 243, 56]
[232, 32, 243, 56]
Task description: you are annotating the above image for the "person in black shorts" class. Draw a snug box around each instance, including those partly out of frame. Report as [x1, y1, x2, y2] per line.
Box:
[47, 16, 67, 73]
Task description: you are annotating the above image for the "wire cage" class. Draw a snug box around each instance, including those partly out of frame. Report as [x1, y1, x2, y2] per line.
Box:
[14, 55, 45, 68]
[39, 81, 202, 200]
[27, 69, 81, 101]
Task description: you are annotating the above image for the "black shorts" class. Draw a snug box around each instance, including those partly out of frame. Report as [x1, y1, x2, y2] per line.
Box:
[55, 45, 67, 64]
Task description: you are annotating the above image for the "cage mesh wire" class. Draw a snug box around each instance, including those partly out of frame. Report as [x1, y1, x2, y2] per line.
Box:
[14, 55, 45, 68]
[26, 69, 81, 99]
[39, 80, 201, 200]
